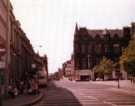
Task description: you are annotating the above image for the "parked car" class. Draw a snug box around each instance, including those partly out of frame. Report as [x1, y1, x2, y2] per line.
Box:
[38, 71, 47, 87]
[96, 77, 103, 81]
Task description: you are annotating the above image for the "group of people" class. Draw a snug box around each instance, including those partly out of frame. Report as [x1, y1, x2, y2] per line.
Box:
[8, 76, 39, 98]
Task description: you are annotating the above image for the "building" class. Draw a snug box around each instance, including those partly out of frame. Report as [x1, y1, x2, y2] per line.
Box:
[0, 0, 11, 94]
[58, 68, 64, 80]
[0, 0, 48, 95]
[10, 19, 35, 84]
[74, 23, 133, 81]
[63, 55, 75, 80]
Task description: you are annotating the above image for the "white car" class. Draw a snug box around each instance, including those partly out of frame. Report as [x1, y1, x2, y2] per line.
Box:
[38, 71, 47, 87]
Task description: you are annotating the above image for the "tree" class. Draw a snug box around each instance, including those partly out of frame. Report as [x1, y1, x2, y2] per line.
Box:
[119, 34, 135, 77]
[94, 57, 113, 80]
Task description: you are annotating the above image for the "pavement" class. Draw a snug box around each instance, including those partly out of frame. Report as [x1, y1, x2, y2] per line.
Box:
[2, 80, 135, 106]
[90, 80, 135, 96]
[2, 90, 44, 106]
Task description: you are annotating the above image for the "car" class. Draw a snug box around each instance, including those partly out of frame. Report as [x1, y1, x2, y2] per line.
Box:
[38, 71, 48, 87]
[96, 77, 103, 81]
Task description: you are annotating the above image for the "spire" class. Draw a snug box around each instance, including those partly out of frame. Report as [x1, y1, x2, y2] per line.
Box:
[75, 23, 79, 32]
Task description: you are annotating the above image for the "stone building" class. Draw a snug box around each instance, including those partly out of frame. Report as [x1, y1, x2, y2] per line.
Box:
[74, 23, 133, 81]
[0, 0, 11, 94]
[63, 55, 75, 80]
[10, 18, 35, 84]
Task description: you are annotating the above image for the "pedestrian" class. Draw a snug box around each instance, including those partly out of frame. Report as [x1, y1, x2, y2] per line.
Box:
[28, 79, 33, 95]
[7, 85, 15, 98]
[31, 76, 39, 95]
[130, 76, 133, 84]
[13, 86, 18, 96]
[19, 81, 24, 94]
[133, 77, 135, 84]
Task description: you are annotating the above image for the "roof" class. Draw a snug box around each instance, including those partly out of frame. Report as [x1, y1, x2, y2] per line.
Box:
[87, 29, 123, 38]
[78, 27, 123, 38]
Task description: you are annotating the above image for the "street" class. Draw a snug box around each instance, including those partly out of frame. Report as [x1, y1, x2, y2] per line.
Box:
[33, 80, 135, 106]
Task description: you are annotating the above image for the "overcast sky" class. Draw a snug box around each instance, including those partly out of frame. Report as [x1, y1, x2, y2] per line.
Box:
[10, 0, 135, 73]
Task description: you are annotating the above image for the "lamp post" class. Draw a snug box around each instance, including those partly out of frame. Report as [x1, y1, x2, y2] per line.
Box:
[115, 63, 121, 88]
[88, 54, 92, 81]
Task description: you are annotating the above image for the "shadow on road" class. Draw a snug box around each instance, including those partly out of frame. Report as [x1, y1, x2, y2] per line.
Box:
[42, 81, 82, 106]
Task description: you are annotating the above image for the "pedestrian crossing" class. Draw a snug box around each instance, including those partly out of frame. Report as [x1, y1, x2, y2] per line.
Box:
[104, 96, 135, 106]
[33, 81, 135, 106]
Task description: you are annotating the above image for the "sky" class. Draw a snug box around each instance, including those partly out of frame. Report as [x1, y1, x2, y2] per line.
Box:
[10, 0, 135, 73]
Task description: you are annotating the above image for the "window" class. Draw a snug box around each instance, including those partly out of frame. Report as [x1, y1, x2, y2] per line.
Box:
[88, 44, 92, 53]
[113, 44, 120, 54]
[95, 44, 102, 54]
[81, 58, 87, 69]
[81, 44, 86, 53]
[75, 44, 80, 53]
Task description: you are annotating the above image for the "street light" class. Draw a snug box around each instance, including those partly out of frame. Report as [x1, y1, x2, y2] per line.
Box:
[115, 63, 121, 88]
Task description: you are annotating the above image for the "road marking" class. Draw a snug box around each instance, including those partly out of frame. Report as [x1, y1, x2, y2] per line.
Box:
[104, 101, 117, 106]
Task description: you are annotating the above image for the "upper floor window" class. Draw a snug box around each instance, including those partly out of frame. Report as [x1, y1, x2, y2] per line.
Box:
[95, 44, 102, 54]
[75, 44, 80, 53]
[82, 58, 87, 69]
[88, 44, 92, 53]
[113, 44, 120, 54]
[81, 44, 86, 53]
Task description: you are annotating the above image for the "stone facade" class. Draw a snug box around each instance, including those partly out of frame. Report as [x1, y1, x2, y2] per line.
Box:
[0, 0, 10, 94]
[74, 23, 132, 80]
[63, 56, 75, 80]
[0, 0, 8, 41]
[10, 17, 35, 84]
[0, 0, 48, 94]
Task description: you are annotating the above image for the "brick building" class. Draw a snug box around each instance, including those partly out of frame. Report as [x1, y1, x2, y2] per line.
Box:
[74, 23, 134, 81]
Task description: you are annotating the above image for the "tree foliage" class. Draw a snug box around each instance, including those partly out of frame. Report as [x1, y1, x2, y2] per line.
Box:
[93, 57, 113, 78]
[119, 34, 135, 76]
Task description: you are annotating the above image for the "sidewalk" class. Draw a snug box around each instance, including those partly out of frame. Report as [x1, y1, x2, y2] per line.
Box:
[2, 92, 44, 106]
[91, 80, 135, 95]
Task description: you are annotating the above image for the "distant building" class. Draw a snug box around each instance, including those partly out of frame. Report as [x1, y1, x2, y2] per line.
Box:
[74, 23, 133, 81]
[63, 55, 75, 80]
[58, 68, 64, 79]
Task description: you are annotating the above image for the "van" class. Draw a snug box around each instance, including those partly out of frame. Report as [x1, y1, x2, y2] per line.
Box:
[38, 71, 47, 87]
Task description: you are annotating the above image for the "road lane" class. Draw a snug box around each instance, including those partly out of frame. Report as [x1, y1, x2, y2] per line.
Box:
[33, 81, 135, 106]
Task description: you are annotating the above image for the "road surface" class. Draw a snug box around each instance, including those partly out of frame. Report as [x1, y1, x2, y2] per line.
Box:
[33, 80, 135, 106]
